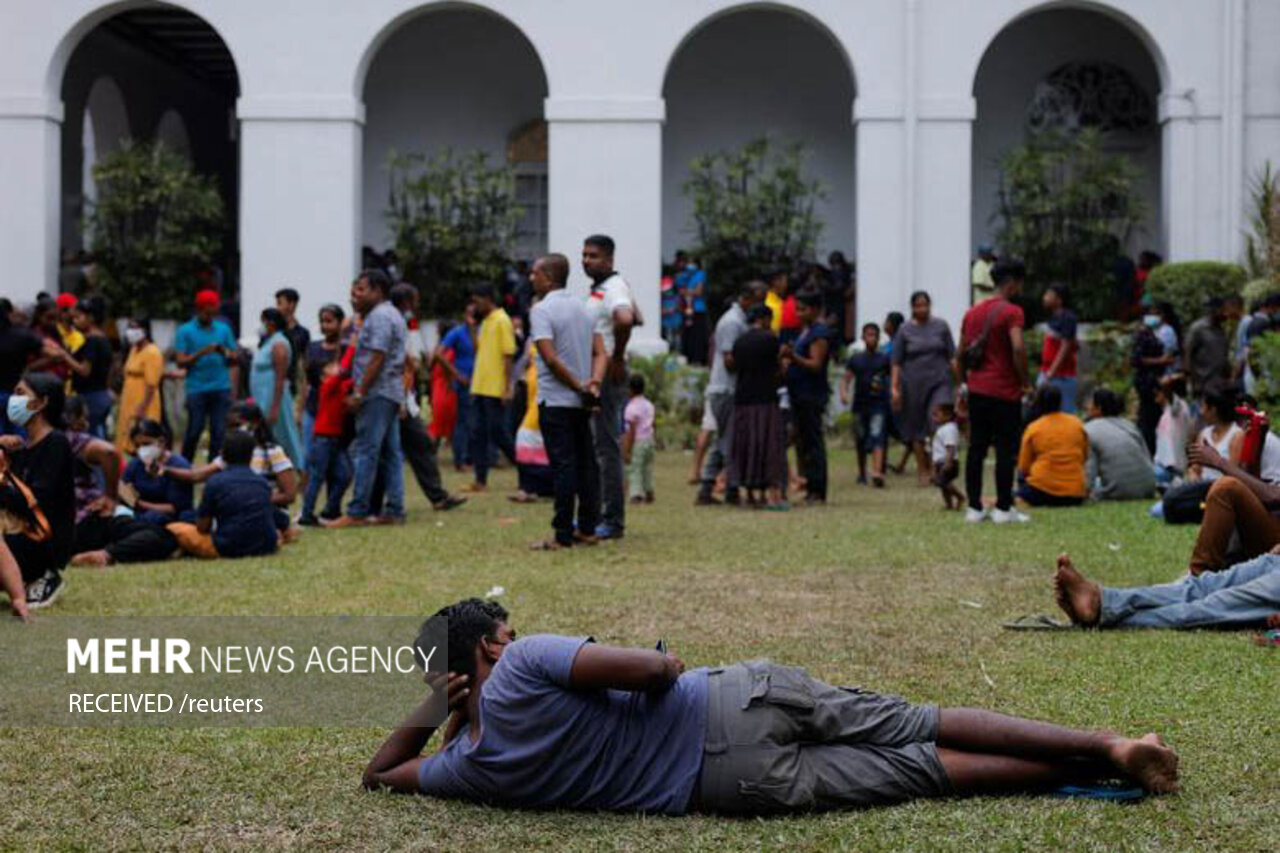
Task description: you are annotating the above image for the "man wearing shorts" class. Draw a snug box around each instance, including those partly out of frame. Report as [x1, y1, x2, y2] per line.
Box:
[363, 599, 1180, 812]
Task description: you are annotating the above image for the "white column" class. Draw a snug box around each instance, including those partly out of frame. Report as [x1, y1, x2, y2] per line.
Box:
[1160, 92, 1200, 261]
[237, 96, 363, 336]
[853, 98, 907, 333]
[545, 97, 663, 352]
[914, 97, 976, 332]
[0, 96, 62, 303]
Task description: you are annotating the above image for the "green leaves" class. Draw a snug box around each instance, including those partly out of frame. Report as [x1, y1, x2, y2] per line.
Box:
[86, 140, 225, 319]
[683, 137, 826, 311]
[1244, 161, 1280, 282]
[994, 128, 1146, 320]
[385, 148, 522, 317]
[1145, 261, 1247, 327]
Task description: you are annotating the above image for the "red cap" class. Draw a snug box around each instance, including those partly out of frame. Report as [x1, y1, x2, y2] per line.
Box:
[56, 293, 77, 309]
[194, 290, 221, 310]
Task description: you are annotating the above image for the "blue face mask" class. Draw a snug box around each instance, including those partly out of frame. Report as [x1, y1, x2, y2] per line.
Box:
[1143, 315, 1161, 328]
[6, 395, 34, 426]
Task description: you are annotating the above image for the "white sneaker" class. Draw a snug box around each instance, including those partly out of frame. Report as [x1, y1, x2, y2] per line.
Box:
[964, 507, 988, 523]
[990, 508, 1031, 524]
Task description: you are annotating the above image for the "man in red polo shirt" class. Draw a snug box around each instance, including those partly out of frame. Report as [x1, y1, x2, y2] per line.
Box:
[957, 261, 1030, 524]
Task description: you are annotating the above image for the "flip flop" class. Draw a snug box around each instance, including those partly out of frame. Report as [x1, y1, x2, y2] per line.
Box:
[1002, 613, 1074, 631]
[1050, 782, 1146, 802]
[1252, 629, 1280, 647]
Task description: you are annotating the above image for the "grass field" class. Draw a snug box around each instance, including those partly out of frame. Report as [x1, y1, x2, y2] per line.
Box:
[2, 448, 1277, 851]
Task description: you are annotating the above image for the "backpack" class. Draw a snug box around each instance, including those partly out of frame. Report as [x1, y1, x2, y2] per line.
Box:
[961, 301, 1008, 373]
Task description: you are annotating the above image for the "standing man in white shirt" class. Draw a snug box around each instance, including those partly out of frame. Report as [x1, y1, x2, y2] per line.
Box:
[582, 234, 636, 540]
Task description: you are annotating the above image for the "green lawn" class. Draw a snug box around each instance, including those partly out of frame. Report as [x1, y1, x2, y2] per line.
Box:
[2, 449, 1277, 851]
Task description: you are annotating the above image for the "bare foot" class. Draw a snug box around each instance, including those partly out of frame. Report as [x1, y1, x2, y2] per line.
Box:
[70, 550, 112, 568]
[1053, 554, 1101, 627]
[1109, 734, 1180, 794]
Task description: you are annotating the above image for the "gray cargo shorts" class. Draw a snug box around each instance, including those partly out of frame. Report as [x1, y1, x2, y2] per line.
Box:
[694, 661, 951, 814]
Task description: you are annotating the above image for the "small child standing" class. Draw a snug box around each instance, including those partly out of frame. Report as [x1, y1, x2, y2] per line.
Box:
[298, 352, 354, 525]
[930, 403, 965, 510]
[623, 373, 656, 504]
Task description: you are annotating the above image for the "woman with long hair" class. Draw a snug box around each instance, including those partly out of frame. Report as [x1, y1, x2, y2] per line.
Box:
[57, 296, 114, 438]
[116, 318, 164, 451]
[251, 307, 303, 467]
[890, 291, 957, 485]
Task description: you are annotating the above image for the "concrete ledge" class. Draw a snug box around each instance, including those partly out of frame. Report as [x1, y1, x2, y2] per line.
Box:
[1159, 90, 1222, 122]
[0, 95, 64, 122]
[544, 97, 665, 123]
[237, 95, 366, 124]
[852, 97, 904, 123]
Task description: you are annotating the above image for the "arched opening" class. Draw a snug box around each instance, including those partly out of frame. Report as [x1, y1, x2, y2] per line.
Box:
[662, 7, 857, 276]
[360, 6, 549, 262]
[59, 5, 239, 289]
[972, 7, 1164, 275]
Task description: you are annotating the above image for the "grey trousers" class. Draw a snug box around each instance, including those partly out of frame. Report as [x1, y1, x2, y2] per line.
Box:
[696, 662, 949, 814]
[592, 376, 627, 531]
[699, 391, 738, 499]
[1100, 553, 1280, 629]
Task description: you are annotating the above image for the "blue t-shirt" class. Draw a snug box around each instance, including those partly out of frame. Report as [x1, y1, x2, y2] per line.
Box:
[175, 318, 237, 395]
[786, 323, 835, 404]
[196, 465, 277, 558]
[417, 635, 708, 815]
[123, 454, 193, 519]
[845, 349, 891, 409]
[441, 325, 476, 384]
[676, 268, 707, 314]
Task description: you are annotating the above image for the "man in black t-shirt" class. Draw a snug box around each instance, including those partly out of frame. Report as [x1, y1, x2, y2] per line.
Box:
[275, 288, 312, 398]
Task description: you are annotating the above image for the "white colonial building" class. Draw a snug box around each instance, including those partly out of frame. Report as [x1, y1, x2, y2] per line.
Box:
[2, 0, 1278, 338]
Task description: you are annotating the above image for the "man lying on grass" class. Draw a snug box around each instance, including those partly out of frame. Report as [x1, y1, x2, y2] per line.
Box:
[363, 598, 1179, 814]
[1054, 552, 1280, 630]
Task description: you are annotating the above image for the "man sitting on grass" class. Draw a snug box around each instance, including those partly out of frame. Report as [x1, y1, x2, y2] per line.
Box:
[167, 431, 280, 559]
[1053, 553, 1280, 631]
[363, 599, 1179, 814]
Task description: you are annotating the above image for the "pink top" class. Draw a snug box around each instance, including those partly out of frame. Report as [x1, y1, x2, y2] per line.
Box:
[624, 396, 655, 441]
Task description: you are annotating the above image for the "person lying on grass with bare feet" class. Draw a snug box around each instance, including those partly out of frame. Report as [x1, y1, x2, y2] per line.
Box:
[1054, 552, 1280, 630]
[363, 598, 1180, 814]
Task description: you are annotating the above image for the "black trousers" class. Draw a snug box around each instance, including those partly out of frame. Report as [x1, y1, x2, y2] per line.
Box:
[540, 405, 600, 546]
[370, 414, 450, 515]
[965, 392, 1022, 512]
[72, 515, 177, 565]
[1136, 389, 1161, 455]
[792, 398, 828, 500]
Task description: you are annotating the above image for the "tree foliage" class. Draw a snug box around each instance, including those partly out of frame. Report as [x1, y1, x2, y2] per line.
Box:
[385, 148, 522, 317]
[86, 140, 225, 319]
[683, 138, 825, 314]
[994, 128, 1147, 321]
[1244, 161, 1280, 282]
[1145, 261, 1247, 328]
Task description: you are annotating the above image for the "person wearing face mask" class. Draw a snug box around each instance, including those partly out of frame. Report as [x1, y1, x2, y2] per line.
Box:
[121, 419, 193, 525]
[1132, 306, 1176, 454]
[0, 372, 75, 609]
[251, 307, 304, 468]
[115, 319, 164, 452]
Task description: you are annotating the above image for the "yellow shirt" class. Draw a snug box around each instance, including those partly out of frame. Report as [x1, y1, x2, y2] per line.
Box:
[115, 342, 164, 451]
[472, 308, 516, 399]
[1018, 412, 1089, 497]
[765, 291, 784, 333]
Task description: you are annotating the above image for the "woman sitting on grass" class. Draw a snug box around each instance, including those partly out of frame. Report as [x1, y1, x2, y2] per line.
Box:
[1016, 384, 1087, 507]
[122, 419, 194, 525]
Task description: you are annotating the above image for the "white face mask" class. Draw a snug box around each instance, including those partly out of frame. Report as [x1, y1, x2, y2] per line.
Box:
[1143, 315, 1161, 328]
[6, 395, 34, 427]
[136, 444, 162, 465]
[125, 328, 145, 346]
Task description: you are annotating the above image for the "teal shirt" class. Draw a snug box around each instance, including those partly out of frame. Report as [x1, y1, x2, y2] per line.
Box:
[175, 317, 237, 394]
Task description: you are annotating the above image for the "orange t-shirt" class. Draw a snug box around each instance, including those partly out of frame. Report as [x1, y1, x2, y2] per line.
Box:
[1018, 412, 1088, 497]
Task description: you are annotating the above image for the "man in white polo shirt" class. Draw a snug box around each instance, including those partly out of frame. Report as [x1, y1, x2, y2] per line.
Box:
[582, 234, 636, 540]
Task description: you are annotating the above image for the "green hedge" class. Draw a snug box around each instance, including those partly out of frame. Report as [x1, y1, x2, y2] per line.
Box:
[1145, 261, 1247, 325]
[1243, 276, 1280, 308]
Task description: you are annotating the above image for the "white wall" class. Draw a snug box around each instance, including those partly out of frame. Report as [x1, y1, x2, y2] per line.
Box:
[971, 8, 1163, 257]
[662, 8, 856, 263]
[360, 7, 547, 252]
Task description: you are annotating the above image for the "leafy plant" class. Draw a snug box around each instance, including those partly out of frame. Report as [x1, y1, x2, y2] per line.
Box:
[1243, 276, 1280, 308]
[385, 148, 522, 317]
[994, 128, 1147, 321]
[683, 137, 825, 315]
[85, 140, 225, 318]
[1244, 161, 1280, 281]
[1144, 261, 1247, 327]
[1247, 331, 1280, 416]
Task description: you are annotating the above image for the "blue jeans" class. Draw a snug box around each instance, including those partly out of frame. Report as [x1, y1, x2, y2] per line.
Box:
[452, 385, 472, 466]
[1099, 554, 1280, 629]
[300, 409, 316, 463]
[856, 402, 889, 452]
[1039, 373, 1078, 414]
[81, 389, 112, 438]
[302, 435, 352, 520]
[345, 397, 404, 519]
[471, 395, 515, 486]
[183, 388, 231, 462]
